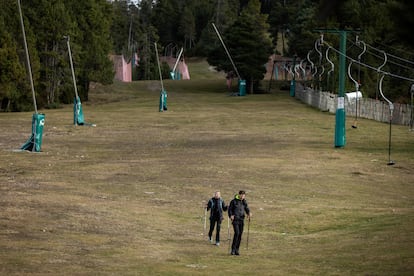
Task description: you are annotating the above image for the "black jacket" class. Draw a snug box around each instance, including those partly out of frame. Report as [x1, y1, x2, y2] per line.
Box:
[207, 197, 227, 220]
[228, 194, 250, 221]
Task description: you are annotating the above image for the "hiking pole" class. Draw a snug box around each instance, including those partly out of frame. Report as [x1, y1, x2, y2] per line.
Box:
[203, 205, 207, 237]
[227, 216, 231, 253]
[246, 217, 251, 250]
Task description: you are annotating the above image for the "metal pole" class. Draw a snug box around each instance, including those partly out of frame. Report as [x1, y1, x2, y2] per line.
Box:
[65, 36, 79, 99]
[154, 42, 164, 91]
[378, 74, 395, 165]
[227, 216, 231, 253]
[203, 206, 207, 237]
[17, 0, 37, 114]
[172, 47, 183, 73]
[334, 31, 347, 148]
[211, 23, 241, 79]
[348, 61, 359, 128]
[386, 98, 393, 165]
[355, 40, 366, 128]
[246, 217, 250, 250]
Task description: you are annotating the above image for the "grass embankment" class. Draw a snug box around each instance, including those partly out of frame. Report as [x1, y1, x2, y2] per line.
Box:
[0, 59, 413, 275]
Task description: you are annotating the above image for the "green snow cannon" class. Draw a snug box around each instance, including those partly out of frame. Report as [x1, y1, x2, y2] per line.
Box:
[21, 113, 45, 152]
[290, 79, 296, 97]
[238, 79, 246, 96]
[159, 90, 168, 112]
[73, 96, 85, 125]
[170, 71, 181, 80]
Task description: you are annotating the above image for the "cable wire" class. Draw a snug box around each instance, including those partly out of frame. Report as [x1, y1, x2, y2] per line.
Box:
[347, 38, 414, 71]
[324, 42, 414, 82]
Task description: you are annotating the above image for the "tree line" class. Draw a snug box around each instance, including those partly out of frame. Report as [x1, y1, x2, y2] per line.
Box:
[1, 0, 113, 111]
[1, 0, 413, 111]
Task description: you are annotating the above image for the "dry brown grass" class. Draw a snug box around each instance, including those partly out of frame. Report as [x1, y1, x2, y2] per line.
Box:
[0, 75, 413, 275]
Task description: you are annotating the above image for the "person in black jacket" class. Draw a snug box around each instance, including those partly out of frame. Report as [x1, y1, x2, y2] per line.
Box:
[206, 191, 228, 246]
[228, 190, 251, 255]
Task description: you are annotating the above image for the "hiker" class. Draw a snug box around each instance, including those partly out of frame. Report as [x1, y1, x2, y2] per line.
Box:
[206, 191, 228, 246]
[228, 190, 251, 255]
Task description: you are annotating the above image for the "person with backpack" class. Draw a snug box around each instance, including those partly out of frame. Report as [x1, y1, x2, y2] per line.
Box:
[206, 191, 228, 246]
[228, 190, 251, 255]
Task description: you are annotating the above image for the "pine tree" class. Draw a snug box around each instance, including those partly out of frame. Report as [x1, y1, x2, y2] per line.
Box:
[208, 0, 273, 93]
[7, 0, 42, 111]
[195, 0, 239, 56]
[178, 5, 196, 50]
[26, 0, 73, 106]
[0, 16, 26, 111]
[135, 0, 159, 80]
[152, 0, 179, 45]
[65, 0, 114, 101]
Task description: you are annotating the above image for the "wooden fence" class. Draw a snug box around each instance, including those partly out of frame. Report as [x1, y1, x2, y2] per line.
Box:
[295, 83, 413, 126]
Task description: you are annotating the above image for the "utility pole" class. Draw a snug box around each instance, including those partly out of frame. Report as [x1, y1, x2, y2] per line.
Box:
[314, 29, 358, 148]
[335, 31, 347, 148]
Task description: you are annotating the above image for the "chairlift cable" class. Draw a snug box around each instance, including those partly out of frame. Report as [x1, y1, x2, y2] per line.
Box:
[348, 38, 414, 71]
[365, 48, 414, 72]
[375, 40, 414, 61]
[325, 43, 414, 82]
[366, 43, 414, 66]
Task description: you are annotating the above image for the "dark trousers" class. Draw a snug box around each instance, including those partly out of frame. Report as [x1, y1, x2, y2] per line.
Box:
[208, 217, 222, 242]
[231, 220, 244, 253]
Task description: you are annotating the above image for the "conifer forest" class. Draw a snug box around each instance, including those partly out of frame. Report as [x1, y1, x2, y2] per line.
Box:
[0, 0, 413, 111]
